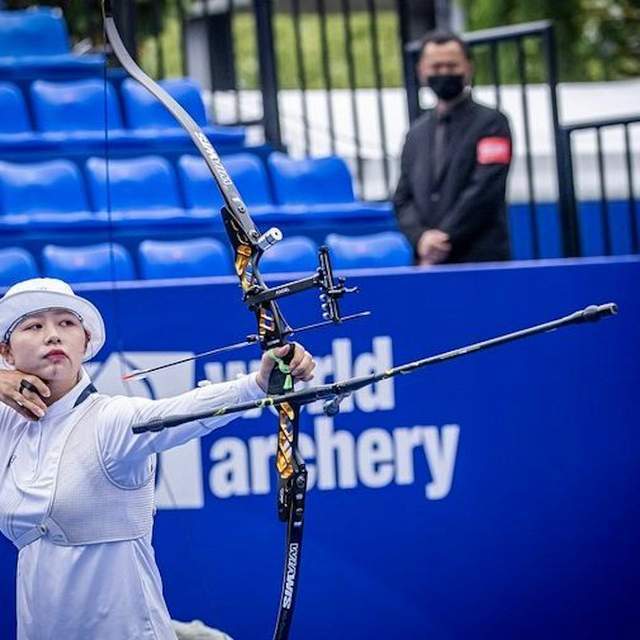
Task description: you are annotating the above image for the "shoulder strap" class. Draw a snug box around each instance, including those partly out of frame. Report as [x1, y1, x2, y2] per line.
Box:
[74, 383, 97, 408]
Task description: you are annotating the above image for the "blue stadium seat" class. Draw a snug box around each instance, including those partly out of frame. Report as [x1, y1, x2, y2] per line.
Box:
[0, 248, 38, 286]
[325, 232, 412, 269]
[120, 78, 245, 145]
[30, 79, 123, 134]
[268, 152, 355, 205]
[178, 153, 275, 214]
[177, 154, 223, 211]
[85, 156, 192, 225]
[138, 238, 232, 279]
[42, 243, 135, 283]
[266, 152, 394, 222]
[0, 9, 104, 79]
[0, 82, 31, 134]
[122, 78, 208, 129]
[0, 8, 69, 58]
[259, 236, 318, 274]
[0, 160, 94, 225]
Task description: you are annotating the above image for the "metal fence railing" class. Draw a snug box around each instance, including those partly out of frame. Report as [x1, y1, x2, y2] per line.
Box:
[98, 0, 412, 199]
[8, 1, 638, 258]
[91, 0, 281, 142]
[269, 0, 410, 199]
[561, 115, 640, 256]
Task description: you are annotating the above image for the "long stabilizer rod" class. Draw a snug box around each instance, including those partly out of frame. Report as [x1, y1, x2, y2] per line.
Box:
[132, 303, 617, 434]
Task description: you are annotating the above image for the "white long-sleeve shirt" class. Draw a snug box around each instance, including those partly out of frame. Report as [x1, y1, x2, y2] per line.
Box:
[0, 368, 264, 640]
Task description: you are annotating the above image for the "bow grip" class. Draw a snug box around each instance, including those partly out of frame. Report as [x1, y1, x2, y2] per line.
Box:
[267, 344, 296, 395]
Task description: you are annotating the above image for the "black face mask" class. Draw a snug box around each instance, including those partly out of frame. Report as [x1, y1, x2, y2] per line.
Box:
[427, 74, 466, 101]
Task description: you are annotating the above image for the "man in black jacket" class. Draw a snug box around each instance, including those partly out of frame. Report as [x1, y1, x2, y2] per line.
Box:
[394, 31, 512, 264]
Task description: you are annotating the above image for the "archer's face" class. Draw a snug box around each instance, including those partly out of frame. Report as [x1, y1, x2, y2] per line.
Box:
[2, 309, 88, 384]
[418, 40, 472, 84]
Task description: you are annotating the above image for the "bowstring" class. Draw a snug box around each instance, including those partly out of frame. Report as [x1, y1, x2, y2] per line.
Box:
[101, 9, 180, 510]
[101, 15, 126, 382]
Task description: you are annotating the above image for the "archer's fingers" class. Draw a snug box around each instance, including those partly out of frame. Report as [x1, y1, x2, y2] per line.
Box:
[20, 388, 48, 414]
[291, 352, 316, 380]
[21, 374, 51, 399]
[283, 342, 302, 366]
[299, 367, 316, 382]
[433, 239, 451, 251]
[9, 391, 44, 420]
[291, 357, 315, 378]
[287, 342, 307, 367]
[293, 363, 316, 382]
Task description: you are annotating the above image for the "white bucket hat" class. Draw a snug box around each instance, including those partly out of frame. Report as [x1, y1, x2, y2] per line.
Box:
[0, 278, 105, 361]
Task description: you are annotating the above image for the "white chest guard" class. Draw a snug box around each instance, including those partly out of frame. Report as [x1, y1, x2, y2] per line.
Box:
[14, 395, 155, 550]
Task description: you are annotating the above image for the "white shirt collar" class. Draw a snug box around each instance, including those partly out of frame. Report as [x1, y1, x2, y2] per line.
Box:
[44, 368, 93, 420]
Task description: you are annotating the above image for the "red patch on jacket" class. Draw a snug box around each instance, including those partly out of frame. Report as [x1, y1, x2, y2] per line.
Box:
[476, 137, 511, 165]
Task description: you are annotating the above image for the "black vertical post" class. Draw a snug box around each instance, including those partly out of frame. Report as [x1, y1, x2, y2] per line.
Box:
[175, 0, 188, 77]
[516, 38, 539, 259]
[434, 0, 451, 29]
[559, 128, 581, 256]
[85, 0, 100, 46]
[291, 0, 311, 155]
[623, 124, 639, 253]
[366, 0, 391, 195]
[150, 0, 165, 78]
[205, 16, 220, 124]
[113, 0, 137, 60]
[317, 0, 337, 155]
[253, 0, 282, 149]
[396, 0, 420, 123]
[543, 24, 579, 257]
[489, 42, 501, 109]
[339, 0, 364, 194]
[227, 0, 241, 125]
[595, 127, 612, 255]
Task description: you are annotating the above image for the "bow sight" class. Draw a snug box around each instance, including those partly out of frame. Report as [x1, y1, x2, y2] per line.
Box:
[243, 245, 365, 335]
[122, 244, 370, 382]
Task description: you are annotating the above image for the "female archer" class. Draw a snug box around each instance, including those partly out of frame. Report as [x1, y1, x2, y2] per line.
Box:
[0, 277, 315, 640]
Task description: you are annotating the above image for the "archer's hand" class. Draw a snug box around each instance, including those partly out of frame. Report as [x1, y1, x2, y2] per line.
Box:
[417, 229, 451, 265]
[256, 343, 316, 393]
[0, 370, 50, 420]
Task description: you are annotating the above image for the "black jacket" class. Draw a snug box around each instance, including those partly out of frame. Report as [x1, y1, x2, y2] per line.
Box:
[393, 97, 512, 263]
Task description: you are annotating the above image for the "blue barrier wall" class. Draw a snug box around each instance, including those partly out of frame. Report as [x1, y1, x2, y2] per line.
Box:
[1, 257, 638, 639]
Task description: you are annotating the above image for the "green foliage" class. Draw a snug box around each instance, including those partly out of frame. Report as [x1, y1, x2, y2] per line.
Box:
[462, 0, 640, 81]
